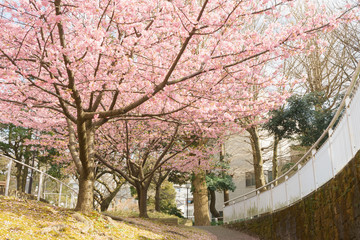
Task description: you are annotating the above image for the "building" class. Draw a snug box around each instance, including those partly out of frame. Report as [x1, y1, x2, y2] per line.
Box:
[214, 132, 293, 216]
[173, 183, 194, 220]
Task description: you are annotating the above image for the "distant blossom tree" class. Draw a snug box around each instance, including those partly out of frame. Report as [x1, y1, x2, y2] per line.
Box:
[94, 118, 227, 218]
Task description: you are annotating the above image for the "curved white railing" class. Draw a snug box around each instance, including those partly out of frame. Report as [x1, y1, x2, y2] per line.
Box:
[223, 62, 360, 223]
[0, 154, 78, 208]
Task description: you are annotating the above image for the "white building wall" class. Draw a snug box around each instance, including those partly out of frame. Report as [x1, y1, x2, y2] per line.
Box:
[174, 184, 194, 219]
[214, 132, 293, 216]
[214, 134, 255, 213]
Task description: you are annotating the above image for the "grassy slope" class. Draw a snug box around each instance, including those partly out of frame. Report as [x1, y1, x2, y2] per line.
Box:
[0, 196, 216, 240]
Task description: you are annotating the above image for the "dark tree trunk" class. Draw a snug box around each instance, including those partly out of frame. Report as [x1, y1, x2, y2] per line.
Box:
[15, 163, 22, 191]
[100, 197, 112, 212]
[223, 189, 229, 206]
[75, 173, 95, 212]
[20, 165, 28, 192]
[247, 126, 266, 189]
[137, 185, 149, 218]
[155, 184, 161, 212]
[272, 135, 279, 182]
[209, 189, 220, 218]
[15, 161, 28, 192]
[20, 157, 30, 192]
[220, 144, 230, 206]
[74, 124, 96, 213]
[193, 170, 210, 226]
[100, 186, 121, 212]
[153, 169, 171, 212]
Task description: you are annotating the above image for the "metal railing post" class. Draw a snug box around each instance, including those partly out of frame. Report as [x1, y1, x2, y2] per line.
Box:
[256, 190, 260, 216]
[311, 149, 317, 190]
[38, 172, 44, 201]
[285, 175, 289, 206]
[243, 196, 247, 219]
[298, 164, 302, 199]
[270, 184, 274, 212]
[345, 97, 355, 157]
[58, 183, 63, 206]
[5, 160, 13, 196]
[328, 129, 335, 177]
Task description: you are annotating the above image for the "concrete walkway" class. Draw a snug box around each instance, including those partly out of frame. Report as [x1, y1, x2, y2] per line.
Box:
[195, 226, 259, 240]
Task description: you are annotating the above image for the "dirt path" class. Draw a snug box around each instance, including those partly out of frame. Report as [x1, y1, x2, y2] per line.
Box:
[195, 226, 259, 240]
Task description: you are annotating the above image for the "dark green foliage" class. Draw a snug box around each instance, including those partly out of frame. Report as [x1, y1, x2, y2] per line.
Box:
[154, 181, 184, 218]
[168, 170, 190, 185]
[206, 161, 236, 192]
[211, 220, 224, 226]
[0, 124, 63, 193]
[207, 166, 235, 219]
[161, 205, 184, 218]
[206, 173, 236, 192]
[287, 93, 334, 146]
[130, 186, 138, 198]
[263, 107, 296, 141]
[0, 123, 33, 159]
[46, 163, 67, 179]
[281, 162, 295, 172]
[0, 123, 61, 164]
[264, 92, 335, 147]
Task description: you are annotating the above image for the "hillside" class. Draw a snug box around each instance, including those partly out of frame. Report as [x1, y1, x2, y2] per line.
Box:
[0, 196, 216, 240]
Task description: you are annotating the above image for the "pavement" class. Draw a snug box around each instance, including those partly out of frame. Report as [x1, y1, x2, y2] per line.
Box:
[195, 226, 260, 240]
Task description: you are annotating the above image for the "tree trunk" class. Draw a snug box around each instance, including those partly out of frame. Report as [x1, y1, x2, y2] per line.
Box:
[20, 165, 28, 192]
[20, 157, 30, 192]
[100, 185, 122, 212]
[247, 126, 266, 189]
[75, 173, 95, 212]
[137, 185, 149, 218]
[272, 135, 279, 182]
[15, 163, 22, 191]
[192, 170, 210, 226]
[15, 161, 28, 192]
[223, 189, 229, 206]
[153, 169, 171, 212]
[155, 184, 161, 212]
[220, 143, 230, 207]
[209, 189, 220, 218]
[74, 123, 96, 213]
[100, 197, 112, 212]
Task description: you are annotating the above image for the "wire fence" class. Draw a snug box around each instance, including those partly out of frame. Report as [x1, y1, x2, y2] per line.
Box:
[0, 154, 78, 208]
[223, 62, 360, 223]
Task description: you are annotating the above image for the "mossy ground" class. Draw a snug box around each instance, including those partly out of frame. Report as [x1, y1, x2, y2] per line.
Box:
[0, 196, 215, 240]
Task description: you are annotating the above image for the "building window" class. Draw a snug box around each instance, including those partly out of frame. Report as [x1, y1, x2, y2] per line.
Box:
[245, 172, 255, 187]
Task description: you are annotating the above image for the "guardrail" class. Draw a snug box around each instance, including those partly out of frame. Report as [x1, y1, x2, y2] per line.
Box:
[224, 62, 360, 223]
[0, 154, 78, 208]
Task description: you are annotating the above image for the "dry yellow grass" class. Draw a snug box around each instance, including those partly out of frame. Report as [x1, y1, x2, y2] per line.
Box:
[0, 196, 216, 240]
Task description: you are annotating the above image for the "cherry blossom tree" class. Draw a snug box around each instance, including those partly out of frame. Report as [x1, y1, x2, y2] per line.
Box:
[0, 0, 356, 213]
[94, 118, 222, 217]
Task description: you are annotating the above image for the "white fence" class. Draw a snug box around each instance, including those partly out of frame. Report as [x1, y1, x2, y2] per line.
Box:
[224, 63, 360, 223]
[0, 154, 78, 208]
